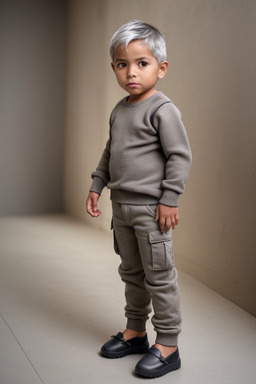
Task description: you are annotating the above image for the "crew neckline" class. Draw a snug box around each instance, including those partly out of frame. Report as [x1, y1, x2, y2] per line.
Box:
[122, 92, 163, 107]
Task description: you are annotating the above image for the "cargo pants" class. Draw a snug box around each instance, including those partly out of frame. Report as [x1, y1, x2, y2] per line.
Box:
[112, 202, 182, 346]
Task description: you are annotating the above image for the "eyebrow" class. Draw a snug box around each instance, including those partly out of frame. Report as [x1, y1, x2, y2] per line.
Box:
[114, 56, 152, 63]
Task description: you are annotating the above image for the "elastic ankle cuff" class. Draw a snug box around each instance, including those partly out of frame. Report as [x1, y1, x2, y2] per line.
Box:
[156, 333, 178, 346]
[126, 318, 147, 332]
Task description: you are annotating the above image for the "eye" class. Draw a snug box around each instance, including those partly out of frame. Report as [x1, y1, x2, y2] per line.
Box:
[139, 61, 148, 67]
[117, 62, 126, 68]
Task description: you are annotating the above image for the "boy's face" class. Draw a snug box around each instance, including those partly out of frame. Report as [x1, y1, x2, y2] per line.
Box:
[111, 40, 168, 103]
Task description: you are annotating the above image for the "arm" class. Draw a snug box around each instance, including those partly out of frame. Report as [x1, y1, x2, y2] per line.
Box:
[90, 137, 111, 189]
[153, 103, 191, 232]
[154, 102, 192, 208]
[86, 136, 111, 217]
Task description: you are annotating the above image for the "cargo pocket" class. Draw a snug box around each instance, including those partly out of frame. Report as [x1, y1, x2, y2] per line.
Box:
[149, 230, 174, 270]
[111, 218, 120, 255]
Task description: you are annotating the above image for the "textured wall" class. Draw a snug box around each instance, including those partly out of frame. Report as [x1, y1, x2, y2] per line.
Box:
[65, 0, 256, 316]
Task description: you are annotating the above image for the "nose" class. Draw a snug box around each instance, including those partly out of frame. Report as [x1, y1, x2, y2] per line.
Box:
[127, 65, 136, 79]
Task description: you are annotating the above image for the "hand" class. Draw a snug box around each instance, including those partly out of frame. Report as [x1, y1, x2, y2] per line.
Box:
[86, 192, 102, 217]
[155, 204, 179, 232]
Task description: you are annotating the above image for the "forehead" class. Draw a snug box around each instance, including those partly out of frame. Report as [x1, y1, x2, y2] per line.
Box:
[113, 40, 155, 60]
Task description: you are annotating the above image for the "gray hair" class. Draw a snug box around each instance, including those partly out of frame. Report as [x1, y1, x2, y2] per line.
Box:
[110, 20, 167, 64]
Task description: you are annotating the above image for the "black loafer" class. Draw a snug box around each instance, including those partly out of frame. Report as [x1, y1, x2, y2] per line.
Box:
[101, 332, 149, 358]
[135, 346, 181, 378]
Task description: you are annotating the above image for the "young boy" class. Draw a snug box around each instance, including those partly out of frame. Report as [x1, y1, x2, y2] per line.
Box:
[86, 20, 191, 378]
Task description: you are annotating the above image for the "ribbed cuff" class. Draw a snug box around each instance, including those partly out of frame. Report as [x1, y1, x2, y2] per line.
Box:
[156, 332, 178, 347]
[126, 318, 147, 332]
[159, 189, 180, 207]
[89, 176, 106, 195]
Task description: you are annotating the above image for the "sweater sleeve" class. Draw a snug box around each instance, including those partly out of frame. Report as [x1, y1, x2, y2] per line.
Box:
[89, 137, 111, 195]
[153, 102, 192, 207]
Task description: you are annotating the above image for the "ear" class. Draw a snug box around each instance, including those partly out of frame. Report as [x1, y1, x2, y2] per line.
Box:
[111, 62, 115, 72]
[158, 61, 168, 79]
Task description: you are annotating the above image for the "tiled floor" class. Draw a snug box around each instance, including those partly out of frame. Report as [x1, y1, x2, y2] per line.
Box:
[0, 215, 256, 384]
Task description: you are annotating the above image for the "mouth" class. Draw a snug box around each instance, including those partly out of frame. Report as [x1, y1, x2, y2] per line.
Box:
[127, 82, 139, 88]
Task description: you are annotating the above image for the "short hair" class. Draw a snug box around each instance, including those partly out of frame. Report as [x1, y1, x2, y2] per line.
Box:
[110, 20, 167, 64]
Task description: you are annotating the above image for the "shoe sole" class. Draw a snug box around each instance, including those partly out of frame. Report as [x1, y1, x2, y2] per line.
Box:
[101, 345, 149, 359]
[135, 358, 181, 378]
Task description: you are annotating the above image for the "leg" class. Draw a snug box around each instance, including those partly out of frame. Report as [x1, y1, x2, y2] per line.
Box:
[128, 204, 182, 347]
[100, 203, 151, 358]
[112, 202, 152, 333]
[128, 205, 182, 377]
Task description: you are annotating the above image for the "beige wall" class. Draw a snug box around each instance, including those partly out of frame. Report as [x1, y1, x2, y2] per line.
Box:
[0, 0, 66, 215]
[65, 0, 256, 316]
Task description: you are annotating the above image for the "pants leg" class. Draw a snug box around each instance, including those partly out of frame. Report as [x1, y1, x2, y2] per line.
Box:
[112, 202, 152, 332]
[112, 202, 181, 346]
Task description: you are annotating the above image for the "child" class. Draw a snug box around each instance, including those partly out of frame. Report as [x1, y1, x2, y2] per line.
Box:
[86, 20, 192, 378]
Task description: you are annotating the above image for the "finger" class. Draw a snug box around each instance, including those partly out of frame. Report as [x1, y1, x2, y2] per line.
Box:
[165, 218, 172, 232]
[86, 200, 92, 215]
[174, 214, 179, 229]
[159, 217, 166, 232]
[171, 215, 179, 230]
[90, 209, 102, 218]
[171, 216, 176, 230]
[91, 205, 102, 217]
[155, 206, 160, 222]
